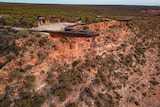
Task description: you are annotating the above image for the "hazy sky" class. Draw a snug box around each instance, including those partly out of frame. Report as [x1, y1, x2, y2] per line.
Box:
[0, 0, 160, 6]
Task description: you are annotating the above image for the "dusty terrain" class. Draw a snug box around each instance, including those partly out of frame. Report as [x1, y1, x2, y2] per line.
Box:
[0, 18, 160, 107]
[31, 23, 76, 31]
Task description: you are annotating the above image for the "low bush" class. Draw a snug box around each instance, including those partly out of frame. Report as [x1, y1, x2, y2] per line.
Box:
[15, 92, 46, 107]
[83, 26, 89, 30]
[9, 71, 22, 81]
[60, 38, 68, 43]
[26, 38, 35, 46]
[7, 45, 20, 56]
[37, 51, 48, 60]
[24, 64, 33, 71]
[0, 99, 10, 107]
[66, 102, 78, 107]
[0, 62, 4, 69]
[16, 29, 29, 38]
[39, 36, 48, 47]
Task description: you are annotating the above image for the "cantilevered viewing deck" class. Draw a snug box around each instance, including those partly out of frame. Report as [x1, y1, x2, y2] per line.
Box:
[29, 29, 99, 37]
[29, 22, 99, 37]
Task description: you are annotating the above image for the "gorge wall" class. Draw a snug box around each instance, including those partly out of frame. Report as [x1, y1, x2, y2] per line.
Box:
[0, 20, 159, 107]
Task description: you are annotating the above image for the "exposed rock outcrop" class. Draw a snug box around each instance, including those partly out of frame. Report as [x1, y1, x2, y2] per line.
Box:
[0, 19, 159, 107]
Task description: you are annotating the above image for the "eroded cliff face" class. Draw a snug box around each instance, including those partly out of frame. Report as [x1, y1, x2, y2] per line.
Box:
[0, 20, 159, 107]
[0, 21, 125, 72]
[140, 10, 160, 16]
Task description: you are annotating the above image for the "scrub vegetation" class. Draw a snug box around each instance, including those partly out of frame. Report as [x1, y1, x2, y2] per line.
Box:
[0, 2, 160, 107]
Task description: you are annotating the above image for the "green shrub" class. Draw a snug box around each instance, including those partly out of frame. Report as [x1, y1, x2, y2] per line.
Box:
[6, 45, 20, 56]
[2, 29, 9, 35]
[7, 55, 15, 61]
[109, 25, 117, 29]
[37, 51, 48, 60]
[72, 60, 81, 67]
[52, 44, 58, 50]
[0, 62, 4, 69]
[0, 76, 4, 82]
[0, 35, 9, 42]
[23, 75, 36, 89]
[149, 80, 159, 86]
[16, 92, 46, 107]
[47, 73, 57, 85]
[83, 26, 89, 30]
[19, 92, 32, 99]
[24, 64, 33, 71]
[33, 94, 46, 105]
[36, 34, 41, 37]
[66, 102, 78, 107]
[0, 99, 10, 107]
[39, 36, 48, 46]
[9, 71, 22, 81]
[52, 68, 86, 102]
[16, 29, 29, 38]
[52, 88, 69, 102]
[135, 101, 140, 106]
[60, 38, 68, 43]
[58, 69, 85, 85]
[15, 99, 33, 107]
[15, 95, 38, 107]
[24, 82, 35, 89]
[26, 75, 36, 82]
[26, 38, 35, 46]
[0, 94, 4, 100]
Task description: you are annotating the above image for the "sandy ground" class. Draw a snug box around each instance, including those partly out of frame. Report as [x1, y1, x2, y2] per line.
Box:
[13, 22, 76, 31]
[32, 22, 75, 31]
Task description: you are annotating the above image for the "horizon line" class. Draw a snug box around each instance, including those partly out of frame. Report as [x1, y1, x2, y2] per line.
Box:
[0, 1, 160, 6]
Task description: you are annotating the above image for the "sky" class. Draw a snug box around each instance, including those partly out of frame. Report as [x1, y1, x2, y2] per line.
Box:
[0, 0, 160, 6]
